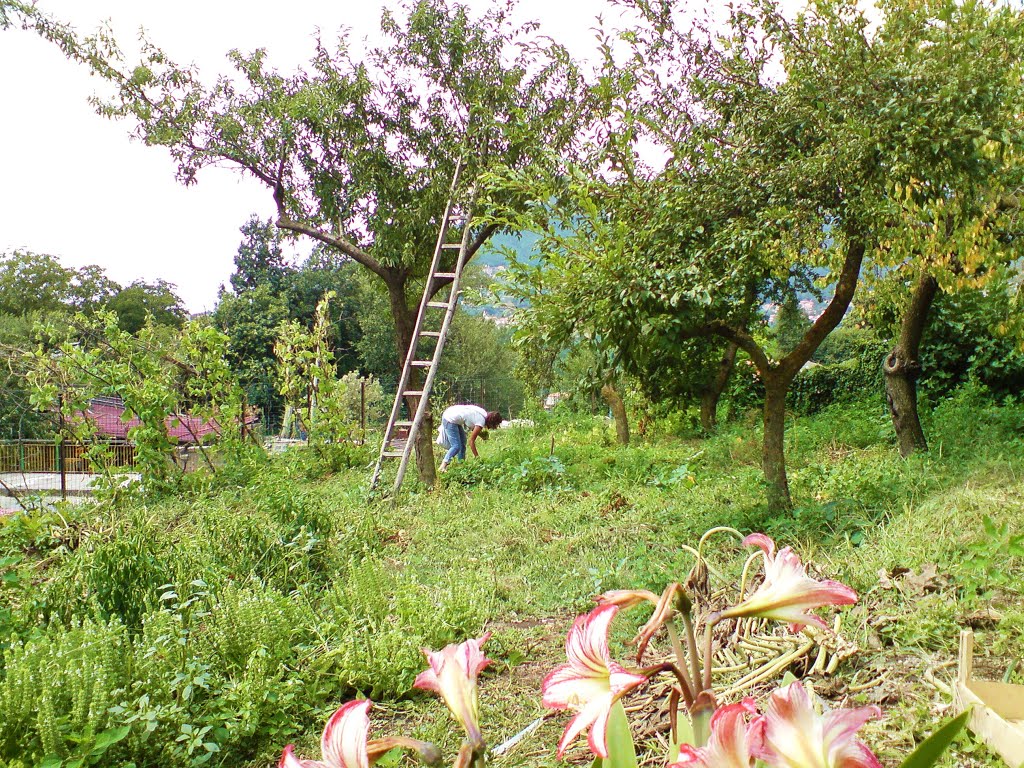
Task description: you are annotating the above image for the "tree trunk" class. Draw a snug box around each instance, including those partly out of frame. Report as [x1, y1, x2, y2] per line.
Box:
[699, 342, 739, 434]
[884, 271, 939, 457]
[600, 382, 630, 446]
[705, 239, 864, 511]
[762, 374, 792, 511]
[386, 277, 437, 487]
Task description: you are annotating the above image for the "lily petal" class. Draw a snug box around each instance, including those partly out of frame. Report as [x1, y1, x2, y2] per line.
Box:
[542, 605, 647, 759]
[596, 589, 660, 609]
[279, 744, 331, 768]
[414, 633, 492, 746]
[322, 700, 371, 768]
[751, 682, 882, 768]
[668, 698, 758, 768]
[723, 536, 857, 632]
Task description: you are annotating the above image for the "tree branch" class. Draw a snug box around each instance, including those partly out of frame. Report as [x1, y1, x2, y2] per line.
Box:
[779, 238, 866, 379]
[275, 214, 387, 280]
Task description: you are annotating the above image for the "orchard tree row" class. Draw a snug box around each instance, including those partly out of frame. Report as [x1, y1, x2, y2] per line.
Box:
[4, 0, 1023, 507]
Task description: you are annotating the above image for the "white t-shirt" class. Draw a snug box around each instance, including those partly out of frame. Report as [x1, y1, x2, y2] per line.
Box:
[441, 404, 487, 429]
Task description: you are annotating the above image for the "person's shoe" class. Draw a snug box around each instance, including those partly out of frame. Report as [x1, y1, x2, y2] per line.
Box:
[439, 462, 449, 473]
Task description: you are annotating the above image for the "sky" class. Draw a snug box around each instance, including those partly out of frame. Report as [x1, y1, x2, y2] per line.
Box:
[0, 0, 624, 312]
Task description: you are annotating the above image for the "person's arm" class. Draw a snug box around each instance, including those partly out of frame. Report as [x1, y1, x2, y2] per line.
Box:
[468, 425, 483, 457]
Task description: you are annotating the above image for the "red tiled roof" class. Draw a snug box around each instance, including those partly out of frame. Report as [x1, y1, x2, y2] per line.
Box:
[77, 400, 257, 443]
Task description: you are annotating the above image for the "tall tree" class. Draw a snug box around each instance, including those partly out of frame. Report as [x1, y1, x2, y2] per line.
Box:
[107, 279, 187, 334]
[230, 215, 291, 294]
[7, 0, 590, 485]
[0, 250, 118, 316]
[496, 0, 1024, 508]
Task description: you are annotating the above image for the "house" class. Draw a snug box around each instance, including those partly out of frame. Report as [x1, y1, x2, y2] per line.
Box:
[79, 396, 257, 443]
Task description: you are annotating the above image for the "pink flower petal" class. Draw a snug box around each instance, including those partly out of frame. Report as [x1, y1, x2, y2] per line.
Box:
[723, 540, 857, 632]
[556, 692, 615, 758]
[753, 682, 882, 768]
[667, 699, 758, 768]
[743, 533, 776, 557]
[596, 589, 660, 608]
[414, 634, 492, 746]
[541, 665, 610, 709]
[543, 605, 647, 759]
[279, 744, 331, 768]
[321, 700, 371, 768]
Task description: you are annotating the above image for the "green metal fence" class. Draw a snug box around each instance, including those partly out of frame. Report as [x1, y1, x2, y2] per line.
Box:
[0, 440, 136, 474]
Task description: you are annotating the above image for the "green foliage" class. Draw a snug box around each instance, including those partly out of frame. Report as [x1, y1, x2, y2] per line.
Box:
[0, 616, 129, 763]
[437, 312, 528, 419]
[314, 559, 492, 699]
[0, 250, 117, 317]
[918, 280, 1024, 399]
[959, 515, 1024, 596]
[0, 446, 495, 765]
[214, 219, 366, 424]
[230, 216, 292, 295]
[728, 333, 888, 417]
[771, 289, 812, 358]
[492, 0, 1024, 508]
[0, 388, 1021, 764]
[274, 294, 383, 443]
[20, 311, 247, 495]
[105, 279, 186, 334]
[213, 283, 290, 416]
[899, 711, 969, 768]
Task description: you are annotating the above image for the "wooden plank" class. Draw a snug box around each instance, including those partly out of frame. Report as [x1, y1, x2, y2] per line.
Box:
[970, 681, 1024, 720]
[954, 630, 1024, 768]
[955, 682, 1024, 768]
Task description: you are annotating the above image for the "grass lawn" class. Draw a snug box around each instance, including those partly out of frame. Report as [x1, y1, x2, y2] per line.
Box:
[1, 390, 1021, 767]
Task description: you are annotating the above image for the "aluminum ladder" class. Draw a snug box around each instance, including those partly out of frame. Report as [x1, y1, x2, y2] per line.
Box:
[370, 160, 474, 495]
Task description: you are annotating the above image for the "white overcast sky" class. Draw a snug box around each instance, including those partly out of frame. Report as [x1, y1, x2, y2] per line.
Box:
[0, 1, 633, 312]
[1, 0, 846, 312]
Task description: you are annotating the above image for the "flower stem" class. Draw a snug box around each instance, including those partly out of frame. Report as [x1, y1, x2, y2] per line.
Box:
[640, 662, 694, 708]
[702, 615, 721, 691]
[681, 610, 702, 697]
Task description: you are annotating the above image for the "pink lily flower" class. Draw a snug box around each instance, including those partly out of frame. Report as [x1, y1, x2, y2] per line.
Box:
[542, 604, 648, 758]
[280, 699, 370, 768]
[750, 682, 882, 768]
[669, 698, 758, 768]
[721, 534, 857, 632]
[414, 633, 492, 747]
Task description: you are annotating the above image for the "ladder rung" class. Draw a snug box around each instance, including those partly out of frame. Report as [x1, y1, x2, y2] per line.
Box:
[403, 390, 425, 397]
[393, 420, 413, 428]
[382, 451, 405, 458]
[433, 272, 457, 279]
[411, 360, 433, 367]
[420, 331, 442, 337]
[427, 301, 450, 309]
[441, 244, 461, 250]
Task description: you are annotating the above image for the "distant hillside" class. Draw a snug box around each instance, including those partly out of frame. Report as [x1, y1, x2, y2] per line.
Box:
[475, 231, 541, 269]
[472, 232, 835, 325]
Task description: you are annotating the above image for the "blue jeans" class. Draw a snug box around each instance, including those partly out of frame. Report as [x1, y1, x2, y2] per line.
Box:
[442, 420, 467, 463]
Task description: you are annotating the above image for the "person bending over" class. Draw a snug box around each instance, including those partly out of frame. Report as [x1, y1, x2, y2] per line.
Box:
[437, 404, 502, 471]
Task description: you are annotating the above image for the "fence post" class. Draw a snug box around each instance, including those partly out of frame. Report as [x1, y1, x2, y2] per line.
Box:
[360, 379, 366, 441]
[57, 440, 66, 501]
[57, 393, 67, 500]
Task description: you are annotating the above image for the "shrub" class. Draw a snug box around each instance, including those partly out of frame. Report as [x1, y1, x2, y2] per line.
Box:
[0, 617, 130, 764]
[313, 559, 492, 700]
[727, 331, 888, 416]
[919, 281, 1024, 400]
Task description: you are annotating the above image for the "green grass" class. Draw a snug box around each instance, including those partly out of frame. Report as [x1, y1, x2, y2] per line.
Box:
[1, 393, 1021, 766]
